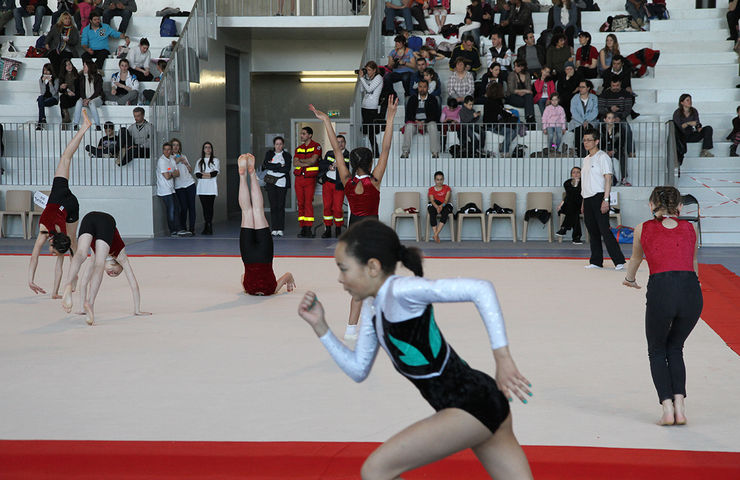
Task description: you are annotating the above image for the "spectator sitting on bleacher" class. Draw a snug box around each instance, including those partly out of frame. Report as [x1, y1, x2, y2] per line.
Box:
[126, 37, 152, 81]
[476, 61, 504, 102]
[81, 9, 123, 69]
[569, 79, 598, 156]
[625, 0, 647, 28]
[726, 105, 740, 157]
[516, 31, 545, 78]
[460, 94, 484, 150]
[599, 111, 629, 185]
[546, 32, 573, 80]
[598, 33, 619, 74]
[430, 0, 449, 34]
[13, 0, 47, 36]
[423, 68, 442, 103]
[414, 45, 445, 67]
[542, 92, 567, 152]
[75, 0, 101, 31]
[51, 0, 75, 25]
[728, 0, 739, 41]
[506, 59, 536, 124]
[73, 60, 103, 129]
[102, 0, 136, 35]
[45, 12, 80, 78]
[482, 32, 513, 72]
[154, 59, 167, 82]
[533, 66, 556, 114]
[598, 79, 634, 156]
[601, 55, 639, 119]
[384, 0, 413, 35]
[448, 57, 475, 103]
[460, 0, 492, 40]
[557, 61, 582, 121]
[448, 33, 482, 77]
[408, 0, 432, 34]
[402, 79, 441, 158]
[383, 34, 416, 97]
[0, 0, 13, 35]
[85, 121, 121, 157]
[409, 57, 428, 95]
[36, 63, 59, 130]
[673, 93, 714, 158]
[123, 106, 151, 162]
[575, 31, 598, 79]
[500, 0, 533, 51]
[483, 82, 518, 156]
[550, 0, 579, 47]
[104, 58, 139, 105]
[440, 97, 462, 148]
[58, 58, 79, 126]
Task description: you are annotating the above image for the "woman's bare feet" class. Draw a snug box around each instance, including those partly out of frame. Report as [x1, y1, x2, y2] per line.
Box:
[674, 395, 687, 425]
[246, 153, 256, 174]
[61, 284, 73, 313]
[84, 302, 95, 326]
[238, 154, 248, 175]
[659, 399, 675, 426]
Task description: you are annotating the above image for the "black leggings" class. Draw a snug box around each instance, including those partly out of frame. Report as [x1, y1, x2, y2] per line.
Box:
[240, 227, 273, 264]
[78, 211, 116, 247]
[49, 176, 80, 223]
[199, 195, 215, 224]
[645, 271, 703, 403]
[427, 203, 453, 227]
[175, 184, 197, 231]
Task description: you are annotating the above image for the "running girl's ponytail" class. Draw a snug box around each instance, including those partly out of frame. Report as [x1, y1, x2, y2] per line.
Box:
[340, 219, 424, 277]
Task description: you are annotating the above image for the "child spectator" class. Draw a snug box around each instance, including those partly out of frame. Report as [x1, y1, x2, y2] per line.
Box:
[85, 121, 121, 158]
[154, 60, 167, 82]
[427, 170, 453, 243]
[459, 95, 483, 152]
[541, 92, 566, 152]
[423, 67, 442, 101]
[36, 63, 60, 130]
[76, 0, 99, 31]
[533, 66, 556, 113]
[726, 105, 740, 157]
[556, 166, 583, 244]
[440, 97, 461, 150]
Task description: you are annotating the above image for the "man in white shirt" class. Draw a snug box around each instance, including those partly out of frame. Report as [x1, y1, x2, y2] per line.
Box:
[581, 128, 625, 269]
[156, 142, 181, 236]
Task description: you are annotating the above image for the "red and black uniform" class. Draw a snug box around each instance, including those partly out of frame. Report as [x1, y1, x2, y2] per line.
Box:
[39, 176, 80, 236]
[81, 212, 125, 256]
[240, 227, 277, 296]
[293, 140, 322, 228]
[640, 218, 702, 404]
[318, 149, 350, 227]
[344, 175, 380, 226]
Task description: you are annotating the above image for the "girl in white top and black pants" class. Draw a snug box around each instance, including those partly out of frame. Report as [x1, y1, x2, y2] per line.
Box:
[261, 136, 292, 237]
[171, 138, 197, 236]
[195, 141, 219, 235]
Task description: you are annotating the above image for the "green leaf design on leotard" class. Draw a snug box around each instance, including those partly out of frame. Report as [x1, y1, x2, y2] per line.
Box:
[387, 334, 430, 366]
[429, 308, 442, 359]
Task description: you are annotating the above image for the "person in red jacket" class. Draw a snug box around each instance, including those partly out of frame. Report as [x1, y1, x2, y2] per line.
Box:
[293, 126, 322, 238]
[318, 134, 350, 238]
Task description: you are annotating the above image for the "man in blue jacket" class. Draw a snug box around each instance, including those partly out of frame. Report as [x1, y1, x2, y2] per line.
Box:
[81, 9, 123, 69]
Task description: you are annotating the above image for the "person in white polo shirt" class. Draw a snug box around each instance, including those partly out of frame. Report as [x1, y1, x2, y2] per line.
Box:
[156, 142, 181, 237]
[581, 128, 625, 270]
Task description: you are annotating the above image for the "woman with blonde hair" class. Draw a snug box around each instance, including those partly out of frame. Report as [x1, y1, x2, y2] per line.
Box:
[45, 11, 80, 77]
[598, 33, 620, 73]
[623, 186, 702, 426]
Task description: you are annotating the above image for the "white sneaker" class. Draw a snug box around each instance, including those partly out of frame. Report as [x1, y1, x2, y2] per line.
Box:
[276, 230, 283, 237]
[615, 264, 626, 271]
[271, 230, 278, 236]
[585, 264, 603, 269]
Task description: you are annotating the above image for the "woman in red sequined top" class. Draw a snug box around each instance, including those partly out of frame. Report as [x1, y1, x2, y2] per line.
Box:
[309, 97, 399, 339]
[623, 186, 702, 426]
[238, 154, 295, 297]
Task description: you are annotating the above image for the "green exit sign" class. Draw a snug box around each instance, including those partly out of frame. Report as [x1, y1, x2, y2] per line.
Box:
[327, 110, 340, 117]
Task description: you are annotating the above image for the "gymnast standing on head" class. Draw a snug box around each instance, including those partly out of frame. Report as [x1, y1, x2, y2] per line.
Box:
[237, 153, 296, 296]
[309, 96, 398, 340]
[28, 109, 91, 298]
[61, 211, 150, 325]
[622, 186, 702, 426]
[298, 220, 533, 480]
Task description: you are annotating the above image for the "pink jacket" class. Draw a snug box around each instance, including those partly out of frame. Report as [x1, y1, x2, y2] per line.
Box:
[541, 105, 567, 129]
[533, 79, 556, 104]
[440, 106, 461, 123]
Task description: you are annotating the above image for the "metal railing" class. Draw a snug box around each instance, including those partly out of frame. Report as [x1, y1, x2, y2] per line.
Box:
[216, 0, 369, 16]
[0, 123, 154, 186]
[353, 121, 669, 188]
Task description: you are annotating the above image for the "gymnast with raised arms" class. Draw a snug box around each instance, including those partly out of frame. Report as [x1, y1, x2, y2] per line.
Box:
[298, 220, 534, 479]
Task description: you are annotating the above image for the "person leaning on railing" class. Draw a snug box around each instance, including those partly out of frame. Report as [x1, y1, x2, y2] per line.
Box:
[358, 61, 383, 158]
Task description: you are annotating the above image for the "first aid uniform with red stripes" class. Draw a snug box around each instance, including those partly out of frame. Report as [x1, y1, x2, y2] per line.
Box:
[293, 140, 322, 228]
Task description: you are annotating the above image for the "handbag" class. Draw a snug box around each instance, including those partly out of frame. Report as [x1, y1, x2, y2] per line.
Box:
[263, 173, 280, 185]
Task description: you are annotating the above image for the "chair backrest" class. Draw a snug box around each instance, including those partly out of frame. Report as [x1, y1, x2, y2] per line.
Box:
[394, 191, 421, 210]
[5, 190, 32, 212]
[526, 192, 553, 212]
[490, 192, 516, 213]
[34, 190, 50, 213]
[458, 192, 483, 210]
[681, 194, 699, 208]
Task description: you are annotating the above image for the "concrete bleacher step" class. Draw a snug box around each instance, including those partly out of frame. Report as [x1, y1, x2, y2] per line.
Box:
[0, 106, 150, 123]
[1, 52, 170, 81]
[6, 16, 187, 39]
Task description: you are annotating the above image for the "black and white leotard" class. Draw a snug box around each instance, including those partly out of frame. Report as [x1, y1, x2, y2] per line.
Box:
[320, 275, 511, 434]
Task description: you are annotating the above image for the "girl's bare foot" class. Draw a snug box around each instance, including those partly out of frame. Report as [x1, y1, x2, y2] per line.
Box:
[84, 302, 95, 326]
[238, 154, 248, 175]
[434, 232, 440, 243]
[674, 395, 687, 425]
[659, 399, 675, 426]
[246, 153, 256, 174]
[61, 285, 73, 313]
[80, 109, 92, 131]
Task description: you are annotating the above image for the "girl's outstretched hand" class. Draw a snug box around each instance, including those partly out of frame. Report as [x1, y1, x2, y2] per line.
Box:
[298, 291, 328, 336]
[309, 104, 328, 121]
[494, 349, 532, 404]
[386, 95, 399, 119]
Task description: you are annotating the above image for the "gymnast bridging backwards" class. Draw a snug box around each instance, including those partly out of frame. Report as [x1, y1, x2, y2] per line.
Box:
[28, 110, 91, 298]
[309, 96, 398, 340]
[298, 220, 533, 479]
[238, 153, 295, 296]
[622, 186, 702, 426]
[60, 211, 150, 325]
